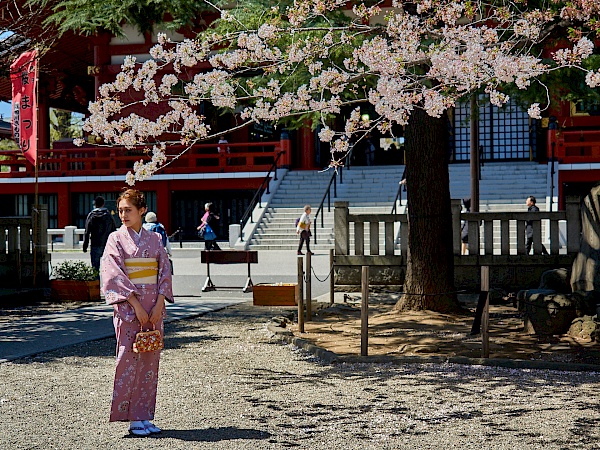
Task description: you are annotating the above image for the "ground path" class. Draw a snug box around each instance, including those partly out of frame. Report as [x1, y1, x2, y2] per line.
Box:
[1, 250, 599, 448]
[1, 303, 599, 449]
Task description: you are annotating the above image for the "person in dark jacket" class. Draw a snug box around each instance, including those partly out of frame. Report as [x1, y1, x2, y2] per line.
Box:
[83, 196, 117, 272]
[526, 196, 549, 255]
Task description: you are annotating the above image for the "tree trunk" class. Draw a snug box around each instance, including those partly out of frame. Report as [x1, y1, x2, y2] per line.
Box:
[395, 108, 461, 313]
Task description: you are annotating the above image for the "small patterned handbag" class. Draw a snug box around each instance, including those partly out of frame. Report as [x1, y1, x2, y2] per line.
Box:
[133, 324, 164, 353]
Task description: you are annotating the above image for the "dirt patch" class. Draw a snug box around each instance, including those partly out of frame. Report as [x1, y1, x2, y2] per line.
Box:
[291, 293, 600, 365]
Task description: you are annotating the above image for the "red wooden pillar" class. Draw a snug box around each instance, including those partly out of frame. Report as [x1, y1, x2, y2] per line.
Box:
[547, 116, 557, 160]
[300, 124, 315, 169]
[280, 132, 292, 167]
[56, 183, 71, 227]
[37, 83, 50, 150]
[92, 33, 112, 99]
[156, 181, 171, 232]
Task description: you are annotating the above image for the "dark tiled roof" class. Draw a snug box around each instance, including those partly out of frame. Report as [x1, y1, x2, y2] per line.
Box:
[0, 118, 11, 136]
[0, 31, 31, 65]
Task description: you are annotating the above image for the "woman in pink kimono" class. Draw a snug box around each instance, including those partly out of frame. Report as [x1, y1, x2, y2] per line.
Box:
[101, 189, 173, 437]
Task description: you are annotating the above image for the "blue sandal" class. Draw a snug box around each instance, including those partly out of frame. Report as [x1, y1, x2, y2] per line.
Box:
[142, 420, 161, 434]
[129, 421, 150, 437]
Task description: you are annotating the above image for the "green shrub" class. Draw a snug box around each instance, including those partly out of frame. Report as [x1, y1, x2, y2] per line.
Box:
[52, 260, 98, 281]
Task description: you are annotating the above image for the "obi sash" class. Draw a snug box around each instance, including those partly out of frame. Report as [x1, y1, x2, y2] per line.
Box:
[124, 258, 158, 285]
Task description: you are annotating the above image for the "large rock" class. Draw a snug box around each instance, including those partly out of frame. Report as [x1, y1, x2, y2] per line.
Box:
[571, 185, 600, 292]
[517, 289, 555, 312]
[571, 290, 600, 317]
[568, 315, 599, 341]
[539, 268, 571, 294]
[523, 290, 577, 335]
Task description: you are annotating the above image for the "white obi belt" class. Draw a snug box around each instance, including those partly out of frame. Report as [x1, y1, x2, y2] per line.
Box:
[124, 258, 158, 285]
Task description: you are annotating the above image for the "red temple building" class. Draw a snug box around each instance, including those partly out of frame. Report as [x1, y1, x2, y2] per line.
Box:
[0, 8, 599, 240]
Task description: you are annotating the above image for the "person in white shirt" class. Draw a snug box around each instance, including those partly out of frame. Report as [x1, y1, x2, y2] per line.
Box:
[296, 205, 313, 255]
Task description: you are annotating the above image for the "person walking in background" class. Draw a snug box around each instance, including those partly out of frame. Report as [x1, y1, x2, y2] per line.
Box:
[526, 195, 549, 255]
[143, 212, 172, 258]
[364, 135, 376, 166]
[143, 212, 173, 274]
[83, 196, 116, 274]
[461, 197, 471, 255]
[296, 205, 313, 255]
[218, 135, 231, 167]
[217, 135, 230, 154]
[100, 189, 173, 437]
[197, 202, 221, 250]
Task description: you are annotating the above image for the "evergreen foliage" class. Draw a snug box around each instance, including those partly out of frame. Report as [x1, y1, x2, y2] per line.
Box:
[29, 0, 215, 36]
[52, 260, 98, 281]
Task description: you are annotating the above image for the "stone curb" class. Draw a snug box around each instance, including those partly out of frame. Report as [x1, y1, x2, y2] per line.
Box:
[268, 325, 600, 373]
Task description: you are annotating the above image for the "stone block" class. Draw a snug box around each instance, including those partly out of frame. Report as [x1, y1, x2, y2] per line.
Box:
[538, 268, 571, 294]
[568, 315, 598, 341]
[524, 291, 577, 335]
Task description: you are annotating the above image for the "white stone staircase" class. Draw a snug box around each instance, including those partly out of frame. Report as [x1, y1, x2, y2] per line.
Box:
[248, 162, 549, 250]
[450, 161, 548, 207]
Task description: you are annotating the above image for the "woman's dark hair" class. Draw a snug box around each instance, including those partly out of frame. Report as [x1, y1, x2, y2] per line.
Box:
[463, 197, 471, 212]
[117, 189, 147, 209]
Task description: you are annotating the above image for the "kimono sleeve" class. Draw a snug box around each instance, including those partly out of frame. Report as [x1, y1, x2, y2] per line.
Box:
[100, 232, 140, 306]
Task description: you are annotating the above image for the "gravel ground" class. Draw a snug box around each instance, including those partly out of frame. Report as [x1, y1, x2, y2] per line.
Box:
[1, 303, 600, 450]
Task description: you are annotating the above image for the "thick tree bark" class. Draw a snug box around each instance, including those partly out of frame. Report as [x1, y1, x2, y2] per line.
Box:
[394, 108, 462, 313]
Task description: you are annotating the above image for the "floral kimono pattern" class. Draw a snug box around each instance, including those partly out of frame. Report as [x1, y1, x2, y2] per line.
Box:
[101, 225, 173, 422]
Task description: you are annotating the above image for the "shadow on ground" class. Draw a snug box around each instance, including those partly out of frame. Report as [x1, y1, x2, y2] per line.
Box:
[294, 293, 600, 365]
[123, 426, 272, 442]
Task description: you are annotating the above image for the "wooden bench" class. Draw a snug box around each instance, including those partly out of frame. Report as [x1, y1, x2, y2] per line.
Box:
[200, 250, 258, 293]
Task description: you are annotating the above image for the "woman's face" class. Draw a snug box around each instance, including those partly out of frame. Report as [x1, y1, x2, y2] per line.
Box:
[118, 198, 146, 231]
[205, 205, 210, 211]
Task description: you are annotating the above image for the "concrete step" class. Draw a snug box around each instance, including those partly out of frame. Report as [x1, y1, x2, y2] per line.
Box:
[247, 161, 549, 251]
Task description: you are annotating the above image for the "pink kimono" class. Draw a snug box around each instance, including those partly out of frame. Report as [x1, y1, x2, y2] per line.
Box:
[101, 225, 173, 422]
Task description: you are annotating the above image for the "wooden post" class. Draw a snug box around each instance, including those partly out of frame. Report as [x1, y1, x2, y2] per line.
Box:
[481, 265, 490, 358]
[470, 94, 480, 213]
[451, 199, 462, 255]
[334, 202, 350, 256]
[329, 248, 335, 305]
[361, 266, 369, 357]
[35, 204, 48, 286]
[297, 255, 304, 333]
[565, 196, 580, 254]
[306, 251, 312, 321]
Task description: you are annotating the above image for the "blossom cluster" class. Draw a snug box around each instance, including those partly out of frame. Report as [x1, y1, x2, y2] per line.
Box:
[78, 0, 600, 182]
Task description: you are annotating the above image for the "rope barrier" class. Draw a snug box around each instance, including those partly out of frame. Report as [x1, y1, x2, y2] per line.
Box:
[368, 286, 470, 297]
[310, 263, 334, 283]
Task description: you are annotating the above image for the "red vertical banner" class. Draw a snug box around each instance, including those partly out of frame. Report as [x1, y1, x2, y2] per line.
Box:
[10, 50, 38, 166]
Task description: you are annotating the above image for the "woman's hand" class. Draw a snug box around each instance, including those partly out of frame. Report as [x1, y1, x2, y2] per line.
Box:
[148, 295, 166, 324]
[127, 293, 149, 325]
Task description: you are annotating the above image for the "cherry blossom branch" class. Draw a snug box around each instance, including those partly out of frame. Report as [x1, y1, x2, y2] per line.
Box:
[75, 0, 600, 184]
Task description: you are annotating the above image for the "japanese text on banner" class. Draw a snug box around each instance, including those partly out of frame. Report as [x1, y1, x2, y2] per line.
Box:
[10, 50, 37, 166]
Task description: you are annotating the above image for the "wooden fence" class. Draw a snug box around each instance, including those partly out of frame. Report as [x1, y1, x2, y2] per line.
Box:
[333, 198, 581, 290]
[0, 205, 50, 288]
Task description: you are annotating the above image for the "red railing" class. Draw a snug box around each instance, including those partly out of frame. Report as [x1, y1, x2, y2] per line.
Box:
[548, 128, 600, 163]
[0, 137, 291, 177]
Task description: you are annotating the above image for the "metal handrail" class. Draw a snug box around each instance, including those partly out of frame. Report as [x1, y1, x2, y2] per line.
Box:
[239, 151, 284, 242]
[313, 167, 341, 245]
[391, 182, 404, 214]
